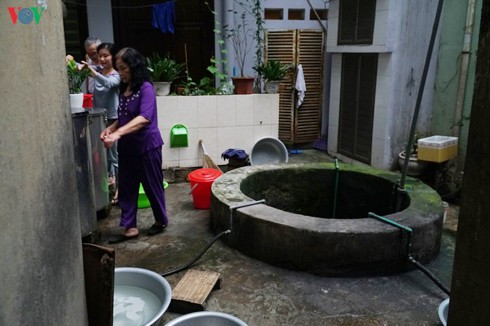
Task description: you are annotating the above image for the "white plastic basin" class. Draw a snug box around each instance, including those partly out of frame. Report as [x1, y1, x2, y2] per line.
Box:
[438, 298, 449, 326]
[165, 311, 247, 326]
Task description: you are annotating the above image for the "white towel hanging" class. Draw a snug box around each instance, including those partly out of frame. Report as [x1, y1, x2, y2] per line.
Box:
[295, 64, 306, 108]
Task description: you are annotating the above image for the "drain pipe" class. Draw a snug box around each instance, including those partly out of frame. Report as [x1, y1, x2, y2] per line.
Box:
[398, 0, 445, 210]
[368, 212, 450, 296]
[332, 159, 340, 219]
[161, 199, 265, 277]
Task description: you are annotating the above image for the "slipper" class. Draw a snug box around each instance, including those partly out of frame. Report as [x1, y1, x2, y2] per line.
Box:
[147, 224, 167, 236]
[111, 190, 119, 205]
[108, 233, 138, 244]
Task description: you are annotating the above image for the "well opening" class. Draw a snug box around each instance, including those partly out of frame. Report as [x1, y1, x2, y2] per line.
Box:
[240, 169, 410, 219]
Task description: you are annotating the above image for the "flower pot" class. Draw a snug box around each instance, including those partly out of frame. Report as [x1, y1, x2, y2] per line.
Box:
[232, 77, 254, 94]
[154, 81, 172, 96]
[70, 93, 84, 113]
[398, 151, 429, 177]
[264, 80, 281, 94]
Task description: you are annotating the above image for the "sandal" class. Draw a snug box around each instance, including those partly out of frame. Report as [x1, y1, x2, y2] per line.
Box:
[148, 224, 167, 236]
[111, 190, 119, 205]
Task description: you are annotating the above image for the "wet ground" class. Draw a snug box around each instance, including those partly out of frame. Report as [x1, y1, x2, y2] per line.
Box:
[95, 149, 456, 325]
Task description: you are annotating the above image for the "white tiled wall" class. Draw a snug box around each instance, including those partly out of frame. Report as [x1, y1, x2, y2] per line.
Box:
[157, 94, 279, 168]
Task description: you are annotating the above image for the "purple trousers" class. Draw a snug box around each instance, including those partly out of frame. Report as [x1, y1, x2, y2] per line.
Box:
[118, 147, 168, 229]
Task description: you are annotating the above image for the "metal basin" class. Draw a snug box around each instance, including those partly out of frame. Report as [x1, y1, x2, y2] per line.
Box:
[250, 137, 288, 165]
[438, 298, 449, 325]
[114, 267, 172, 326]
[165, 311, 247, 326]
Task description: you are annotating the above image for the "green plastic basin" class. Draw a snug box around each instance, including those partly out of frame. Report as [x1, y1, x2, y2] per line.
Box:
[138, 180, 168, 209]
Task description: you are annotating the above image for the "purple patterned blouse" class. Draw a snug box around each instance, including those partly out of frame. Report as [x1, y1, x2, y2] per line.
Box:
[117, 81, 163, 156]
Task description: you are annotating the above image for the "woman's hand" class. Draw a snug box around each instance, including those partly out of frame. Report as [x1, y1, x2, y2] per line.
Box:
[102, 131, 121, 149]
[65, 55, 74, 64]
[81, 60, 97, 77]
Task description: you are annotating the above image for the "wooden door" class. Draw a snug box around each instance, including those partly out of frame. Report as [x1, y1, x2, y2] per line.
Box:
[265, 30, 324, 145]
[111, 0, 214, 83]
[338, 53, 378, 164]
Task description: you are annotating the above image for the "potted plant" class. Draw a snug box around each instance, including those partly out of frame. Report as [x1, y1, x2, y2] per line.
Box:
[67, 57, 90, 111]
[225, 10, 255, 94]
[254, 60, 291, 94]
[147, 53, 185, 96]
[398, 132, 429, 177]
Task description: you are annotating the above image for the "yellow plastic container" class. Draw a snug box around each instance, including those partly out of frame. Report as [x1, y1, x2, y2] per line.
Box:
[417, 136, 458, 163]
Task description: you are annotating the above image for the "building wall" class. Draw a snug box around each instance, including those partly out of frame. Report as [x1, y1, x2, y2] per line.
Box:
[86, 0, 114, 42]
[1, 1, 88, 324]
[327, 0, 440, 170]
[157, 94, 279, 168]
[432, 0, 482, 172]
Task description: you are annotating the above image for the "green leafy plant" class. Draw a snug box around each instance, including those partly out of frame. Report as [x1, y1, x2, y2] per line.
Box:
[67, 59, 90, 94]
[146, 53, 185, 82]
[254, 60, 291, 81]
[176, 76, 219, 96]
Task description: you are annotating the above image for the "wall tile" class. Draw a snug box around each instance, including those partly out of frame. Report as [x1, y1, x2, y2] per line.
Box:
[178, 97, 199, 128]
[217, 126, 237, 156]
[217, 95, 237, 127]
[236, 95, 255, 126]
[198, 96, 218, 128]
[157, 96, 179, 129]
[235, 126, 254, 153]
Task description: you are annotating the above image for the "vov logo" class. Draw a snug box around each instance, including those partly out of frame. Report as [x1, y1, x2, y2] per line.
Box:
[8, 6, 45, 25]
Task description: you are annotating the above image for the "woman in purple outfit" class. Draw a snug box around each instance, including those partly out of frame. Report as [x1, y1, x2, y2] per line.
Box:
[101, 47, 168, 243]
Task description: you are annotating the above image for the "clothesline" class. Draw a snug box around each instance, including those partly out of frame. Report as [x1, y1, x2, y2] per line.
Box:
[63, 0, 178, 10]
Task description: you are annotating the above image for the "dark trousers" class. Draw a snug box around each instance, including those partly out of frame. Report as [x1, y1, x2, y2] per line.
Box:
[118, 147, 168, 229]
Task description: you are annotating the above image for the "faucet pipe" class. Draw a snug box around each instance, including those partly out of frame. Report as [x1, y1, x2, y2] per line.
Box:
[368, 212, 450, 296]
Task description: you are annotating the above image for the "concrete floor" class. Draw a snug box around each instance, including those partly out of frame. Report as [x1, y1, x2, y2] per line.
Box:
[95, 149, 456, 325]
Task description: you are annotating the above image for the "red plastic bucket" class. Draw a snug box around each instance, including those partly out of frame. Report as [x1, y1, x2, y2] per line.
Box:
[83, 94, 93, 108]
[188, 168, 222, 209]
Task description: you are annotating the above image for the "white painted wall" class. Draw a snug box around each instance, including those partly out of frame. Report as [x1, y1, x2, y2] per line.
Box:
[86, 0, 114, 42]
[157, 94, 279, 168]
[263, 0, 328, 30]
[327, 0, 439, 170]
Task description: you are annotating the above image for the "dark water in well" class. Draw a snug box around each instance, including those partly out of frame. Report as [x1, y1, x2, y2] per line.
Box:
[241, 169, 409, 219]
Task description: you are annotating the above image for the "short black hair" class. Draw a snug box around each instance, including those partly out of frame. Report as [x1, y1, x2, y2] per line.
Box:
[97, 43, 118, 69]
[116, 47, 150, 93]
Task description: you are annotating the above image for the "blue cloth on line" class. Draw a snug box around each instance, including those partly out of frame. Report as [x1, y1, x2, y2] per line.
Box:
[221, 149, 248, 161]
[152, 1, 175, 34]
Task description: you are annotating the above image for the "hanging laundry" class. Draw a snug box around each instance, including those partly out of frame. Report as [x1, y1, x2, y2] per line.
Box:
[295, 64, 306, 108]
[152, 1, 176, 34]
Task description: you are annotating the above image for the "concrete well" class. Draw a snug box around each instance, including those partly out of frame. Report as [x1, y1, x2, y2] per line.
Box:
[210, 163, 444, 276]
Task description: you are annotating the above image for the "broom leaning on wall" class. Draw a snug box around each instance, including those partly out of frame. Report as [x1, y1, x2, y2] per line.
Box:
[199, 140, 222, 172]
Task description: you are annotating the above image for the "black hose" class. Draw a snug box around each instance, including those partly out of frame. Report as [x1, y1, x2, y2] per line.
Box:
[368, 212, 450, 296]
[161, 200, 265, 278]
[398, 0, 445, 210]
[160, 229, 231, 277]
[409, 255, 450, 296]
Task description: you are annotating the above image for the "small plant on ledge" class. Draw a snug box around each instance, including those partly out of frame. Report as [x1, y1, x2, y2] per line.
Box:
[147, 53, 185, 96]
[254, 60, 292, 94]
[66, 58, 90, 94]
